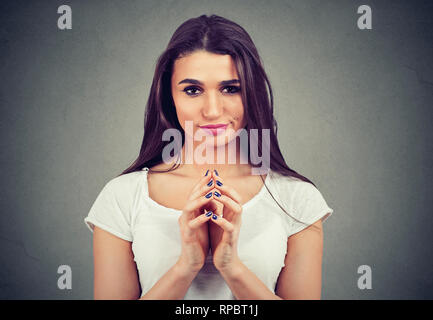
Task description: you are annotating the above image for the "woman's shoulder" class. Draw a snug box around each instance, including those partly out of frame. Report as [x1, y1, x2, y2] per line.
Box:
[103, 170, 146, 196]
[267, 170, 323, 204]
[268, 169, 306, 190]
[266, 170, 334, 229]
[148, 162, 173, 171]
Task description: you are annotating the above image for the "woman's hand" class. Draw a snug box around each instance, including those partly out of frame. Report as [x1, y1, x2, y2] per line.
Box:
[177, 171, 218, 275]
[208, 170, 244, 273]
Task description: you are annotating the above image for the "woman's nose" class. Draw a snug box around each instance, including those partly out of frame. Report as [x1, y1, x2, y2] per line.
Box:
[202, 91, 223, 119]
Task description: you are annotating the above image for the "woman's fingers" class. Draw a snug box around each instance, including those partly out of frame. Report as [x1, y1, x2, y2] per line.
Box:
[212, 190, 242, 223]
[207, 171, 243, 222]
[181, 197, 219, 226]
[210, 214, 233, 231]
[188, 211, 213, 230]
[181, 210, 214, 239]
[205, 199, 220, 216]
[189, 170, 214, 200]
[189, 179, 215, 202]
[210, 172, 242, 204]
[185, 170, 221, 219]
[184, 193, 214, 214]
[209, 214, 236, 241]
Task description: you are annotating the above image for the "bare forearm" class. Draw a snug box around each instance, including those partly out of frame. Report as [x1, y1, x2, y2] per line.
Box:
[219, 260, 282, 300]
[138, 262, 198, 300]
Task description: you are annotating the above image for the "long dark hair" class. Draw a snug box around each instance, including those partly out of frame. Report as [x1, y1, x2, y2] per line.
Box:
[117, 14, 321, 229]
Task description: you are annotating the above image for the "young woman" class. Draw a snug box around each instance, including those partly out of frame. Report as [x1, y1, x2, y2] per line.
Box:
[84, 14, 333, 300]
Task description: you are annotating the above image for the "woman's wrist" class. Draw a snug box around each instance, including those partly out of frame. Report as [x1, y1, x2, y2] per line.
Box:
[216, 258, 244, 281]
[174, 259, 202, 280]
[139, 260, 200, 300]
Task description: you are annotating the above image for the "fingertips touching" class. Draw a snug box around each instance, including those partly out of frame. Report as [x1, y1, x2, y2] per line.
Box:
[210, 214, 235, 232]
[188, 210, 213, 229]
[189, 178, 215, 201]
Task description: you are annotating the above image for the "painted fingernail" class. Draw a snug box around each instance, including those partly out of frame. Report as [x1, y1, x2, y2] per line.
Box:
[214, 191, 221, 197]
[212, 214, 218, 220]
[207, 179, 213, 187]
[205, 211, 213, 217]
[205, 192, 213, 199]
[216, 180, 223, 187]
[214, 169, 219, 176]
[205, 169, 209, 176]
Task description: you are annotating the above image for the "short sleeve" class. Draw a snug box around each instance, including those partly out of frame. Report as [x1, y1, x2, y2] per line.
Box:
[84, 179, 133, 242]
[287, 182, 334, 237]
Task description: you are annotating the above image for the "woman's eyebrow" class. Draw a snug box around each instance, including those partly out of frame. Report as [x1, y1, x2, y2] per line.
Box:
[177, 78, 240, 86]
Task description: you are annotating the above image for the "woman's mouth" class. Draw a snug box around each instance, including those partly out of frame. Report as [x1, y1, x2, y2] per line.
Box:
[199, 124, 228, 136]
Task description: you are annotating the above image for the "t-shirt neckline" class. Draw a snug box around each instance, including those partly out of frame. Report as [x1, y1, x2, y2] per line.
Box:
[140, 167, 270, 214]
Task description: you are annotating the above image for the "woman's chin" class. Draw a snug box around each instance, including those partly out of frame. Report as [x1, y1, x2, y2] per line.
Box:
[201, 136, 230, 148]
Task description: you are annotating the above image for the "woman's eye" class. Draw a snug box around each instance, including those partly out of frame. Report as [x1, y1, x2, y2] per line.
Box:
[183, 86, 201, 96]
[182, 85, 241, 96]
[222, 86, 241, 94]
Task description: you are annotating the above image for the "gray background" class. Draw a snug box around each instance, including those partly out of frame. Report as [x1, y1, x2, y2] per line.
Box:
[0, 0, 432, 299]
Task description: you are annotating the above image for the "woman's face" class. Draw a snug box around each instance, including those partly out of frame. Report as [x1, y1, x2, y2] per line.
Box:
[171, 50, 246, 147]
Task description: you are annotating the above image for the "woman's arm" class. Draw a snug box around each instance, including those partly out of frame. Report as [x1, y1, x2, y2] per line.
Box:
[219, 219, 324, 300]
[275, 219, 324, 299]
[93, 226, 199, 300]
[219, 260, 283, 300]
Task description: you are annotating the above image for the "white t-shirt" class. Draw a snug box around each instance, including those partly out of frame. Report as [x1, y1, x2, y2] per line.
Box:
[84, 167, 334, 299]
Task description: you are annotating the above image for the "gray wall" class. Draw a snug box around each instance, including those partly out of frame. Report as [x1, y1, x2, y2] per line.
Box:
[1, 0, 432, 299]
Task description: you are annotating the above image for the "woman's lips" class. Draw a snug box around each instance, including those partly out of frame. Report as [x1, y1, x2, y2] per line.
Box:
[199, 124, 228, 136]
